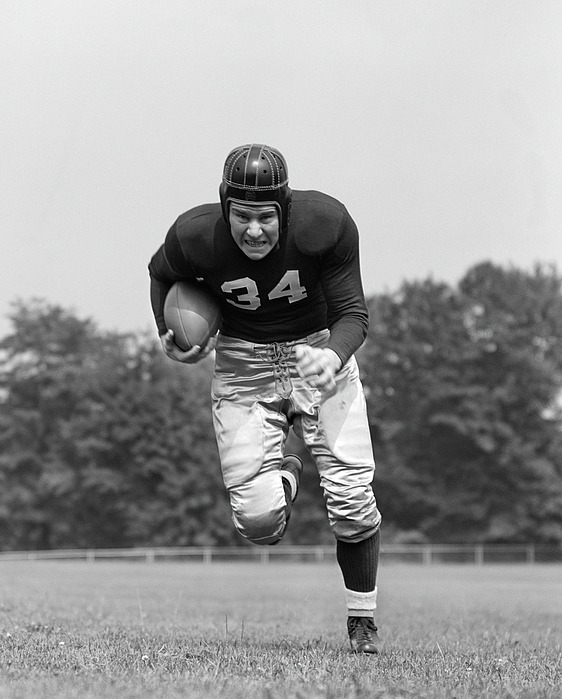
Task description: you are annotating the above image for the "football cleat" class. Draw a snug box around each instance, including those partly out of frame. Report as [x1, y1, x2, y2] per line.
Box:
[279, 454, 303, 503]
[347, 616, 381, 654]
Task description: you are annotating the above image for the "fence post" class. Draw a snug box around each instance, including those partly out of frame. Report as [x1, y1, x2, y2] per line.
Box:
[145, 549, 155, 564]
[423, 545, 432, 566]
[475, 544, 484, 565]
[526, 544, 535, 565]
[203, 548, 212, 564]
[260, 549, 270, 564]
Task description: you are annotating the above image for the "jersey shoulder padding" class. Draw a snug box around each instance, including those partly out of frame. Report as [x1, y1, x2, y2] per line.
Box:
[289, 190, 353, 256]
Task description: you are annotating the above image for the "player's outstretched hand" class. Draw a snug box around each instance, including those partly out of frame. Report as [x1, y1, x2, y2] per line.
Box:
[295, 345, 342, 393]
[160, 329, 217, 364]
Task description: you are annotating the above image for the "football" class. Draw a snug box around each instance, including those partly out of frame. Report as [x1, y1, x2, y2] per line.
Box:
[163, 280, 221, 351]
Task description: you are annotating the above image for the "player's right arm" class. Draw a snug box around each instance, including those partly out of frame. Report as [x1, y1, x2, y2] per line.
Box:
[149, 215, 216, 363]
[149, 220, 194, 336]
[149, 206, 219, 339]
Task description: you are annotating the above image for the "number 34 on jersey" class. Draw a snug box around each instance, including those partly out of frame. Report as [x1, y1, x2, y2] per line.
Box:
[221, 270, 307, 310]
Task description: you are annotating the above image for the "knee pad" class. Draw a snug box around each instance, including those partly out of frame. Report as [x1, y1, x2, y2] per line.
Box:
[228, 474, 287, 545]
[231, 504, 286, 545]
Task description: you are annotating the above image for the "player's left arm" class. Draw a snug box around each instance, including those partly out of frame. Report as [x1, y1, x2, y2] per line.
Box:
[319, 211, 369, 362]
[296, 211, 368, 392]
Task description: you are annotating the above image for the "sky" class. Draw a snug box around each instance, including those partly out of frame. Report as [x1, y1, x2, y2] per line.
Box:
[1, 0, 561, 339]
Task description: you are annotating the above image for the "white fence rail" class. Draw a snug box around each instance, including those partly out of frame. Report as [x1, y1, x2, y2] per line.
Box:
[0, 544, 561, 564]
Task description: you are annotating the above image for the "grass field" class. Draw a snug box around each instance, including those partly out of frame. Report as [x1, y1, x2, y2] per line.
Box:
[0, 560, 561, 698]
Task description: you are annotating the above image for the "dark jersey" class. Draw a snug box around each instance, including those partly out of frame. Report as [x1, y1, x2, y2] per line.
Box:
[148, 190, 369, 365]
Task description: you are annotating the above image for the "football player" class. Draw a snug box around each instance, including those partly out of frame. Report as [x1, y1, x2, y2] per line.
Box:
[149, 144, 382, 653]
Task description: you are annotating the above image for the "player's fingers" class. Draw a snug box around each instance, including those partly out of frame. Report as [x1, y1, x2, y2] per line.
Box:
[296, 361, 318, 380]
[161, 331, 202, 363]
[161, 329, 176, 350]
[313, 370, 336, 391]
[195, 334, 217, 360]
[180, 349, 204, 364]
[198, 345, 212, 359]
[294, 344, 312, 365]
[307, 377, 335, 393]
[295, 345, 318, 375]
[204, 334, 218, 353]
[303, 358, 330, 379]
[298, 362, 330, 387]
[295, 345, 337, 393]
[161, 332, 182, 359]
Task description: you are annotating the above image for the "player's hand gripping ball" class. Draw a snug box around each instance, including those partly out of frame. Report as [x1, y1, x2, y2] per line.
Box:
[162, 280, 221, 362]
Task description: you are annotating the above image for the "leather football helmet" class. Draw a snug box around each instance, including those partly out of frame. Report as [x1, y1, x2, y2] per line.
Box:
[220, 144, 292, 231]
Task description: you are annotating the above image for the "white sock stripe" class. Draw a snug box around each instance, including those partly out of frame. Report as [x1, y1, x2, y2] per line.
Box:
[345, 586, 378, 611]
[280, 471, 297, 500]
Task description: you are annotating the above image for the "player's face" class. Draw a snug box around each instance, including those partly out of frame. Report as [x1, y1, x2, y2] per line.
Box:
[228, 204, 280, 260]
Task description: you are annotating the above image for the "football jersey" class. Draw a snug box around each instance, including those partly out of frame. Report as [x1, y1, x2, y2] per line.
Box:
[149, 190, 369, 365]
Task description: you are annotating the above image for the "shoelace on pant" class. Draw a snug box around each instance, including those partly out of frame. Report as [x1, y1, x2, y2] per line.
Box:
[260, 342, 294, 399]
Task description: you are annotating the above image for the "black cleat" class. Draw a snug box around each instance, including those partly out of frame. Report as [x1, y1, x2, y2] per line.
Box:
[279, 454, 303, 503]
[347, 616, 381, 654]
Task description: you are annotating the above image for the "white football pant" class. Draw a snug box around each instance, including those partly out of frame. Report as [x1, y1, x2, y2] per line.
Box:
[211, 330, 381, 545]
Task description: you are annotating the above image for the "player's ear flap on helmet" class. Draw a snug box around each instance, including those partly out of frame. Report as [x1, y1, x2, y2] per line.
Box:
[220, 143, 292, 231]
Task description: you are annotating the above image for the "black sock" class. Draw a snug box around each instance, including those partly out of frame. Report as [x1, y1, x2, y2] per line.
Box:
[336, 529, 380, 592]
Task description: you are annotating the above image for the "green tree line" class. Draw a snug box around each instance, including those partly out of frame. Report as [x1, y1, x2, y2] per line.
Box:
[1, 262, 561, 550]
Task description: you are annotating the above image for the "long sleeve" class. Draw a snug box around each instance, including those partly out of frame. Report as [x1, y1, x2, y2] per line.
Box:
[148, 220, 197, 335]
[320, 213, 369, 365]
